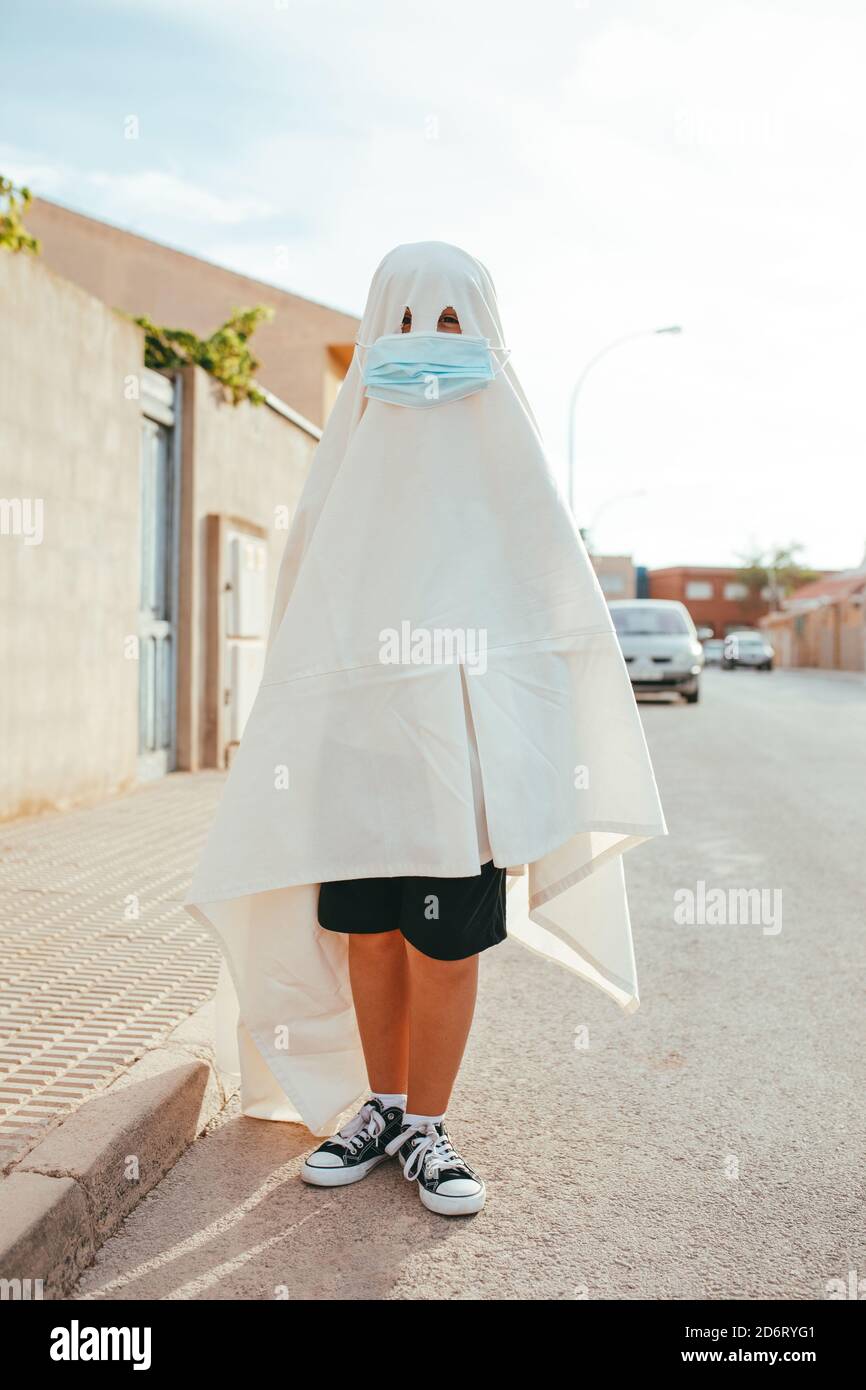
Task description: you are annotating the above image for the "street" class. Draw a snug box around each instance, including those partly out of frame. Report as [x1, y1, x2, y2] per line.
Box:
[74, 668, 865, 1301]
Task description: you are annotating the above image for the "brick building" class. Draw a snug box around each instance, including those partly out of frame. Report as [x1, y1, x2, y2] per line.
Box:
[591, 553, 637, 600]
[760, 569, 866, 671]
[648, 565, 769, 636]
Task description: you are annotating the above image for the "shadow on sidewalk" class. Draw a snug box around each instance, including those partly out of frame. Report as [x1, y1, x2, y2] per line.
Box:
[73, 1099, 466, 1301]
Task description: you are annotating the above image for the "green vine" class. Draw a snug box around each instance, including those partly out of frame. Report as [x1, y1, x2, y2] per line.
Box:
[130, 305, 274, 406]
[0, 177, 41, 254]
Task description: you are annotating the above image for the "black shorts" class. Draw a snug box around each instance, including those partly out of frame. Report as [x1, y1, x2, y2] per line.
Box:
[317, 860, 507, 962]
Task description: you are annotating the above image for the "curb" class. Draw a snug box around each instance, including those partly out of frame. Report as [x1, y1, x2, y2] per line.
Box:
[0, 1000, 236, 1299]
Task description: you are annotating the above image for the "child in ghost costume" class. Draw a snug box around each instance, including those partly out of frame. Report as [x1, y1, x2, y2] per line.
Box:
[185, 241, 667, 1217]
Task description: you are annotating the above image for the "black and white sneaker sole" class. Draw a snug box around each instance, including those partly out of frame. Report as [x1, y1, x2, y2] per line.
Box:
[418, 1180, 487, 1216]
[301, 1152, 390, 1187]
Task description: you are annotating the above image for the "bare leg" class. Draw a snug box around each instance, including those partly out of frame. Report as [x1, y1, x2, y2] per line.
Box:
[405, 944, 479, 1115]
[348, 932, 410, 1094]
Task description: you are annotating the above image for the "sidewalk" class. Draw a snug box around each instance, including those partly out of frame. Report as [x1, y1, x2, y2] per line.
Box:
[772, 666, 865, 683]
[0, 773, 226, 1173]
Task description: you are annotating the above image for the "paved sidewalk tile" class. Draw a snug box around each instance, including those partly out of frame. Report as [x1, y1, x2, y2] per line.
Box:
[0, 773, 225, 1172]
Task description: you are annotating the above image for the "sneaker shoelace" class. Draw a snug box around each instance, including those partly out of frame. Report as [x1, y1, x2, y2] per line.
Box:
[391, 1123, 470, 1182]
[330, 1102, 385, 1156]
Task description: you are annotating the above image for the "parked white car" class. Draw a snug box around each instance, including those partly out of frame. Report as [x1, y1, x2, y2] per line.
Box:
[722, 631, 775, 671]
[609, 599, 704, 703]
[702, 638, 726, 665]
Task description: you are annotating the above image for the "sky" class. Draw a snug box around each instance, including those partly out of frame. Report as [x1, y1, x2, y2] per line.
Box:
[3, 0, 864, 571]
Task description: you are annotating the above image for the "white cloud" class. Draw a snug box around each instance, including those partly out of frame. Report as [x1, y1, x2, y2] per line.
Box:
[85, 170, 274, 225]
[0, 150, 273, 228]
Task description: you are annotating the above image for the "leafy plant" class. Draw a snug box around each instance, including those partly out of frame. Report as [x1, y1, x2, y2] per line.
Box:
[130, 305, 275, 406]
[736, 544, 820, 609]
[0, 177, 41, 254]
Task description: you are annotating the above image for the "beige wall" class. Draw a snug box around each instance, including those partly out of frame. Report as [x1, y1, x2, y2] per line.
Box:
[760, 598, 865, 671]
[591, 554, 636, 600]
[0, 252, 144, 818]
[839, 599, 866, 670]
[1, 252, 322, 818]
[177, 364, 318, 770]
[27, 199, 359, 428]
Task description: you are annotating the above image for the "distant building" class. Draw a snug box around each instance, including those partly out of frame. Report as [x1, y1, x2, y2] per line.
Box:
[592, 554, 636, 600]
[26, 198, 359, 428]
[760, 564, 866, 671]
[648, 565, 770, 636]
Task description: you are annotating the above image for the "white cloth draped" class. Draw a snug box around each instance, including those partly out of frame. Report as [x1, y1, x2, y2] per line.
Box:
[185, 242, 667, 1135]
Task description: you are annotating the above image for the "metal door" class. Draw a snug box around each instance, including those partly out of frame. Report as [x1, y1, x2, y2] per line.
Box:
[138, 408, 177, 778]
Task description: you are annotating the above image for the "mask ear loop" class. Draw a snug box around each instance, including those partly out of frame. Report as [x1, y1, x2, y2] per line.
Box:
[490, 347, 512, 377]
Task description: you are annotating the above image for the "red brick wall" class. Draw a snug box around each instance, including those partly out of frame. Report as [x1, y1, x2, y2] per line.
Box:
[648, 568, 770, 636]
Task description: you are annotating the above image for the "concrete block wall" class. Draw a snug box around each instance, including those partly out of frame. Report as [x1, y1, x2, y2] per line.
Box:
[1, 252, 326, 817]
[0, 252, 144, 819]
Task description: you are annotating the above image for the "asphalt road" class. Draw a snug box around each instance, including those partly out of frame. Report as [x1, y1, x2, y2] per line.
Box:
[74, 667, 866, 1301]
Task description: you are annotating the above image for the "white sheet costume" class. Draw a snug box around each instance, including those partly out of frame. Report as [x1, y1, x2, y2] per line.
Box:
[185, 242, 667, 1135]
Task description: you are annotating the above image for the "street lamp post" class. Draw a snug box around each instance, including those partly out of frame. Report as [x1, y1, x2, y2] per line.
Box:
[567, 326, 682, 514]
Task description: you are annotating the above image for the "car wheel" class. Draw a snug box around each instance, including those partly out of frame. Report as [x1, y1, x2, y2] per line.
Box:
[684, 685, 700, 704]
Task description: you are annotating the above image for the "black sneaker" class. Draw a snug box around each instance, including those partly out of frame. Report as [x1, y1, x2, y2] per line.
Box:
[301, 1099, 405, 1187]
[385, 1121, 486, 1215]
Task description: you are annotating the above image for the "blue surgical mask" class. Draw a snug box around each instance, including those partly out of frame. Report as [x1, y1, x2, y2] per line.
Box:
[358, 332, 508, 408]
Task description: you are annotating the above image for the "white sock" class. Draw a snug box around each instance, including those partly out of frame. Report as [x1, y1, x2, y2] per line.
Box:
[372, 1092, 407, 1111]
[403, 1111, 445, 1129]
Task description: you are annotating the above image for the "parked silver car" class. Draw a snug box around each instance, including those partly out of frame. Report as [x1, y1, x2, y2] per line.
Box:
[721, 631, 775, 671]
[609, 599, 704, 703]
